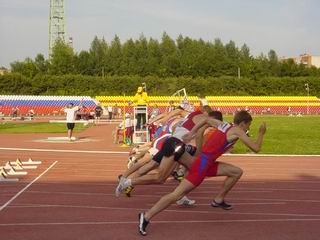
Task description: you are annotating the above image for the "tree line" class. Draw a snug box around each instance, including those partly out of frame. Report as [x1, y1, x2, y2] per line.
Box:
[2, 32, 319, 97]
[9, 33, 320, 78]
[1, 73, 319, 97]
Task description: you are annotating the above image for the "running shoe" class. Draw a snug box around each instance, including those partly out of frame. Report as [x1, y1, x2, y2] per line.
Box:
[176, 196, 196, 206]
[172, 171, 185, 182]
[211, 200, 233, 210]
[127, 156, 137, 169]
[124, 185, 134, 197]
[115, 177, 132, 197]
[138, 212, 149, 236]
[115, 176, 126, 197]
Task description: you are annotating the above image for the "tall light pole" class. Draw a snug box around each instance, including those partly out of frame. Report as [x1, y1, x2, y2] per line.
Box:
[49, 0, 66, 58]
[305, 83, 310, 115]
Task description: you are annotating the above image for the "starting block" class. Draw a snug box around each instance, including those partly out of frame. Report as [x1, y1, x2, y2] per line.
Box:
[0, 157, 42, 183]
[9, 158, 39, 169]
[0, 165, 27, 176]
[22, 158, 42, 165]
[0, 168, 19, 182]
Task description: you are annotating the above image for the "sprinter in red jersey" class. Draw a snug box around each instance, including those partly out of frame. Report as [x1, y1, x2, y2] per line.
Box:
[138, 110, 266, 236]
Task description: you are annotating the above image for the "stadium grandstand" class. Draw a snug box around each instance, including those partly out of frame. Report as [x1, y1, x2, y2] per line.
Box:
[0, 95, 96, 116]
[96, 95, 320, 115]
[0, 95, 319, 117]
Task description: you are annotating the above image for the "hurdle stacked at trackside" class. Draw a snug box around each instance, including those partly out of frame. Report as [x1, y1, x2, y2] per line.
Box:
[0, 95, 97, 116]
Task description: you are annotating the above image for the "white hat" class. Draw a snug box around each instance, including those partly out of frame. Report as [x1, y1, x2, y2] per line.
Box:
[125, 113, 130, 118]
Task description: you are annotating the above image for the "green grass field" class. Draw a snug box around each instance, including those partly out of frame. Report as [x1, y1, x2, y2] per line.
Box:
[225, 115, 320, 155]
[0, 122, 90, 134]
[0, 116, 319, 154]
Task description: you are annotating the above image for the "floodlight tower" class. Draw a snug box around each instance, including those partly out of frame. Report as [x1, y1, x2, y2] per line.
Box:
[49, 0, 66, 57]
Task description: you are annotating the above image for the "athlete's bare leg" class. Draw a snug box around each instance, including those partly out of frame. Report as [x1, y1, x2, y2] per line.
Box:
[122, 152, 153, 178]
[177, 152, 194, 169]
[133, 159, 159, 178]
[214, 162, 243, 202]
[131, 156, 178, 186]
[144, 179, 195, 221]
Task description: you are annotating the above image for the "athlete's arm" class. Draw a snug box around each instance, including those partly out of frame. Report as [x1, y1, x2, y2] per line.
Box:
[151, 109, 184, 125]
[148, 112, 167, 125]
[194, 125, 207, 156]
[182, 117, 222, 142]
[233, 122, 266, 153]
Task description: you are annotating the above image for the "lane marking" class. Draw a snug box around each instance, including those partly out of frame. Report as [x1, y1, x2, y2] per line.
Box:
[193, 202, 287, 206]
[0, 218, 320, 226]
[1, 147, 320, 157]
[0, 147, 129, 154]
[6, 190, 320, 203]
[0, 161, 58, 212]
[6, 203, 320, 217]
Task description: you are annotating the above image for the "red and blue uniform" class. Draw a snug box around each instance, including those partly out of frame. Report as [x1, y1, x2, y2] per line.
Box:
[186, 122, 238, 187]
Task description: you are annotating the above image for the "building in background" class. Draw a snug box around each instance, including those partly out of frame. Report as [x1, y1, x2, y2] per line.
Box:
[298, 54, 320, 68]
[0, 67, 10, 75]
[281, 54, 320, 68]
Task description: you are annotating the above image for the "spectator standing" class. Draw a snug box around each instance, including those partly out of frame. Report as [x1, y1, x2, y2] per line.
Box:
[107, 105, 113, 120]
[11, 107, 19, 119]
[95, 104, 103, 123]
[133, 86, 149, 130]
[61, 99, 83, 141]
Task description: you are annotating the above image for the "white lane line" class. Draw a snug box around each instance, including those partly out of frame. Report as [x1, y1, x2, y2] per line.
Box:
[1, 147, 320, 157]
[223, 154, 320, 157]
[6, 203, 320, 217]
[193, 202, 287, 206]
[7, 190, 320, 204]
[0, 218, 320, 227]
[157, 190, 273, 194]
[0, 161, 58, 212]
[191, 187, 320, 192]
[0, 147, 129, 154]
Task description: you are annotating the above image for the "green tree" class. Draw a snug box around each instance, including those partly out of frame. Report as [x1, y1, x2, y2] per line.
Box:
[159, 32, 179, 76]
[89, 36, 108, 76]
[10, 58, 37, 78]
[49, 40, 75, 75]
[34, 54, 48, 74]
[105, 35, 122, 75]
[75, 50, 92, 75]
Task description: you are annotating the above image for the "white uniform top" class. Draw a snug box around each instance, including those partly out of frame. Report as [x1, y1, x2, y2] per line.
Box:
[64, 106, 79, 123]
[172, 125, 189, 141]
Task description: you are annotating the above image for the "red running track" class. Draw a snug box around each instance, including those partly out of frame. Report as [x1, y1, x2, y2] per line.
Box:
[0, 124, 319, 240]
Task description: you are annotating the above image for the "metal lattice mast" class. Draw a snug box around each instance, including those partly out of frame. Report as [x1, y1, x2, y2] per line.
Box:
[49, 0, 65, 57]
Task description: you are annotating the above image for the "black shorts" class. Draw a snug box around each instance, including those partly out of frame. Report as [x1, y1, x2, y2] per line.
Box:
[67, 123, 75, 130]
[185, 144, 197, 156]
[152, 137, 186, 164]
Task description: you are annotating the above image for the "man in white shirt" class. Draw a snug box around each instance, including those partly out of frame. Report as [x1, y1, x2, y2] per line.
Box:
[107, 106, 113, 120]
[62, 99, 84, 141]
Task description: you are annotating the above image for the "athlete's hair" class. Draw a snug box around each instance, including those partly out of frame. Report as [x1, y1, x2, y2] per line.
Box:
[208, 111, 223, 121]
[233, 110, 252, 125]
[202, 105, 212, 114]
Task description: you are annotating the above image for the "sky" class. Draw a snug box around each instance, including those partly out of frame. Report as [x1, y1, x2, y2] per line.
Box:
[0, 0, 319, 68]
